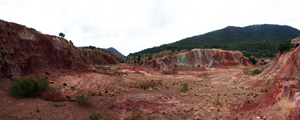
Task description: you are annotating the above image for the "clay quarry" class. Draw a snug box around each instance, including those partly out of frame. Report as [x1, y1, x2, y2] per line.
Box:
[1, 19, 300, 120]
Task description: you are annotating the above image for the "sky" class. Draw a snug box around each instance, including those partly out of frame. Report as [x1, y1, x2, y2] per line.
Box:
[0, 0, 300, 56]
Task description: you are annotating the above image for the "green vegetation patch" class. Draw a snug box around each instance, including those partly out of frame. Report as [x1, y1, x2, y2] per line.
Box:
[10, 76, 49, 97]
[279, 39, 294, 54]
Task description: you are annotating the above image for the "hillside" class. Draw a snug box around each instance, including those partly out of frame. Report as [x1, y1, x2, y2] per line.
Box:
[0, 19, 121, 79]
[130, 24, 300, 58]
[107, 47, 125, 58]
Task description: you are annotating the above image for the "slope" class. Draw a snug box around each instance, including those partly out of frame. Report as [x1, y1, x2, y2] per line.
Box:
[0, 19, 121, 79]
[107, 47, 125, 58]
[131, 24, 300, 58]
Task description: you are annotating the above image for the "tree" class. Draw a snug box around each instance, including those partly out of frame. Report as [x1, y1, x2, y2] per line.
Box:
[69, 40, 73, 45]
[59, 32, 65, 38]
[279, 39, 293, 54]
[148, 54, 152, 60]
[249, 57, 257, 65]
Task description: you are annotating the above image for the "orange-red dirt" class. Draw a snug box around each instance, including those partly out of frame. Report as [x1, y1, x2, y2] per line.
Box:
[1, 19, 300, 120]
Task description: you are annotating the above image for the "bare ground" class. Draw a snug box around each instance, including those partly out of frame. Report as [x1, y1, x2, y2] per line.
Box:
[0, 64, 283, 120]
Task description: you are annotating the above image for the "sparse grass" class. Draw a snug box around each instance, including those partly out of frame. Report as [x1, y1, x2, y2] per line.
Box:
[76, 93, 91, 106]
[125, 112, 151, 120]
[47, 85, 62, 95]
[89, 112, 116, 120]
[251, 69, 261, 75]
[89, 112, 100, 120]
[182, 83, 189, 92]
[157, 80, 163, 86]
[278, 97, 293, 112]
[243, 68, 249, 74]
[215, 98, 221, 105]
[140, 83, 148, 90]
[10, 76, 49, 97]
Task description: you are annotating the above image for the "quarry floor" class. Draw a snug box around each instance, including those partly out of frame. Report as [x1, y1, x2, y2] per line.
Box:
[0, 64, 286, 120]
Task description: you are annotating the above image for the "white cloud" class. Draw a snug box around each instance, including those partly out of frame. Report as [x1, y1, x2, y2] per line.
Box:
[0, 0, 300, 55]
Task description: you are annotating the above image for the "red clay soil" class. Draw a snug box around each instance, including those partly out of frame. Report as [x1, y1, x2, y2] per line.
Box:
[146, 48, 252, 70]
[245, 38, 300, 119]
[39, 92, 66, 102]
[0, 19, 121, 79]
[260, 38, 300, 78]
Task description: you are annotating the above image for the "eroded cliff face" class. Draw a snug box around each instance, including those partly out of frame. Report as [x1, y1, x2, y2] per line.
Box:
[0, 19, 120, 78]
[260, 37, 300, 78]
[251, 37, 300, 119]
[147, 49, 252, 70]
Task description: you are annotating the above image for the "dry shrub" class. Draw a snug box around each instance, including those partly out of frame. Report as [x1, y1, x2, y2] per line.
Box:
[278, 97, 293, 112]
[125, 112, 151, 120]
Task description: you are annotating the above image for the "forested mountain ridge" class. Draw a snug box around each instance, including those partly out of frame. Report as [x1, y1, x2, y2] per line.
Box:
[130, 24, 300, 58]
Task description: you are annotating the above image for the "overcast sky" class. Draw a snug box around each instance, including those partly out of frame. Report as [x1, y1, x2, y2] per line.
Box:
[0, 0, 299, 55]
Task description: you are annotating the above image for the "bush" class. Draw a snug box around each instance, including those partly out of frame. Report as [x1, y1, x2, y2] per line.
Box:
[251, 69, 261, 75]
[10, 77, 49, 97]
[140, 83, 148, 90]
[249, 57, 257, 65]
[278, 97, 293, 112]
[59, 32, 65, 38]
[37, 76, 49, 91]
[182, 83, 189, 92]
[243, 68, 249, 74]
[76, 93, 91, 106]
[279, 39, 293, 54]
[125, 112, 151, 120]
[89, 112, 100, 120]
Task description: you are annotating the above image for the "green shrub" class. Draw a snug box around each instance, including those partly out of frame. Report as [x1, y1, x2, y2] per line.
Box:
[249, 57, 257, 65]
[182, 83, 189, 92]
[140, 83, 148, 90]
[89, 112, 100, 120]
[197, 64, 200, 67]
[279, 39, 293, 54]
[76, 93, 91, 106]
[45, 72, 50, 75]
[37, 76, 49, 91]
[251, 69, 261, 75]
[243, 68, 249, 74]
[10, 77, 49, 97]
[125, 112, 151, 120]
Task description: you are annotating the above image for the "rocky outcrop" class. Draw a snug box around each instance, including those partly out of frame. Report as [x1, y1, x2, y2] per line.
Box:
[147, 49, 252, 70]
[0, 19, 120, 78]
[259, 37, 300, 78]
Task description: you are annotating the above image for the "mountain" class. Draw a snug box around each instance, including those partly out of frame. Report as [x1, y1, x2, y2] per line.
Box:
[107, 47, 125, 58]
[130, 24, 300, 58]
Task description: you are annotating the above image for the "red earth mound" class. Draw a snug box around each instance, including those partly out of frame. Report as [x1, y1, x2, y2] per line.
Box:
[247, 37, 300, 119]
[146, 48, 252, 70]
[0, 19, 122, 79]
[259, 37, 300, 78]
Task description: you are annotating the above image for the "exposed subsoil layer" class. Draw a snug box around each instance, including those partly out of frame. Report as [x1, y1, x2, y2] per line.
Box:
[0, 64, 272, 120]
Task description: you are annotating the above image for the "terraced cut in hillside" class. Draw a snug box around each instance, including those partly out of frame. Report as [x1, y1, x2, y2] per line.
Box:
[147, 49, 252, 71]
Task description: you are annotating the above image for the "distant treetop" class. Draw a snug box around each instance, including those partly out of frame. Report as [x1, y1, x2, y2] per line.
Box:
[59, 32, 65, 38]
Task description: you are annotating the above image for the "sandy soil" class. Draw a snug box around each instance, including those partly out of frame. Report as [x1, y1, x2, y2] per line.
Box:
[0, 64, 280, 120]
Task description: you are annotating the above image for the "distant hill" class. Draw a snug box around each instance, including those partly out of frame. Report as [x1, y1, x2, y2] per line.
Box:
[107, 47, 125, 58]
[130, 24, 300, 58]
